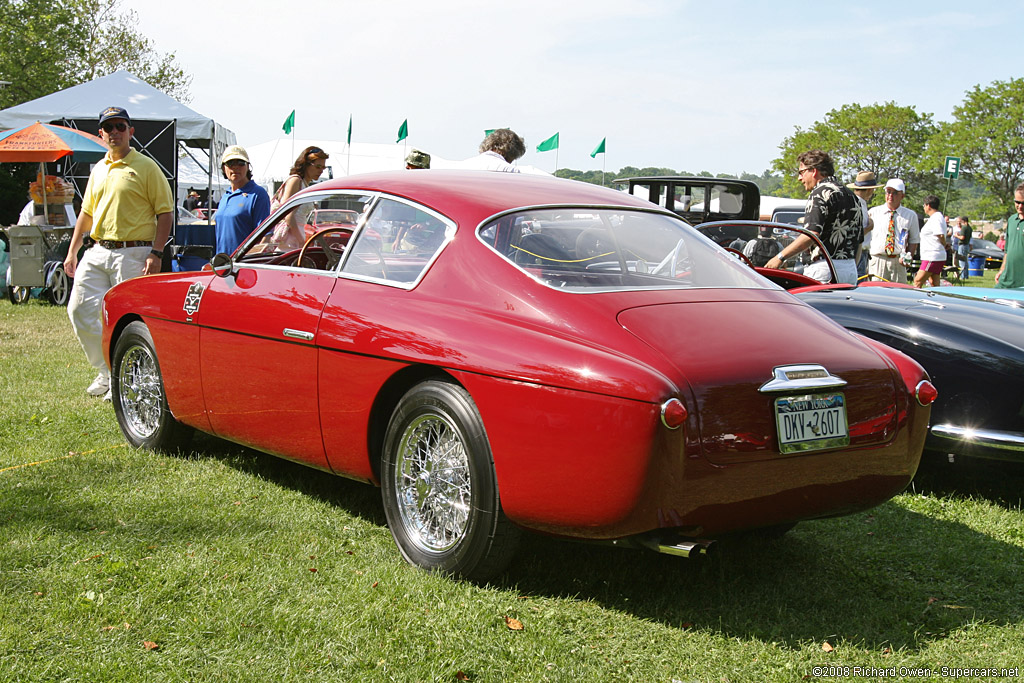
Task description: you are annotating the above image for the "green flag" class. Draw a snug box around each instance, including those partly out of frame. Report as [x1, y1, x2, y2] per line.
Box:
[590, 137, 606, 158]
[397, 119, 408, 143]
[484, 129, 496, 137]
[536, 132, 559, 152]
[347, 115, 352, 145]
[282, 110, 295, 135]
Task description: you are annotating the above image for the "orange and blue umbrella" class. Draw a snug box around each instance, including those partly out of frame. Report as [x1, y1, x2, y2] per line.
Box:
[0, 121, 107, 163]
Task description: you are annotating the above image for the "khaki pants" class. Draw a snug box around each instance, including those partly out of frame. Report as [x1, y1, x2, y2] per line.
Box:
[68, 244, 150, 375]
[868, 254, 907, 283]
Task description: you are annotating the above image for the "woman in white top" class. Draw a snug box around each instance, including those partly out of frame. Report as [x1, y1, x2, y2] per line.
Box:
[914, 195, 948, 288]
[270, 145, 330, 250]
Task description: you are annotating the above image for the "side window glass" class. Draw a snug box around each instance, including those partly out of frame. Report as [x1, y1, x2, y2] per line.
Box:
[711, 184, 744, 216]
[236, 193, 373, 270]
[341, 197, 452, 284]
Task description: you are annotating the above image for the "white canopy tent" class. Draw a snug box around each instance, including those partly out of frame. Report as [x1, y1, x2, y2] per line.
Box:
[246, 138, 459, 192]
[246, 138, 550, 193]
[0, 70, 235, 205]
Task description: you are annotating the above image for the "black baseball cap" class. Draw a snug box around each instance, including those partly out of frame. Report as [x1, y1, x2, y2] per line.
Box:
[98, 106, 132, 125]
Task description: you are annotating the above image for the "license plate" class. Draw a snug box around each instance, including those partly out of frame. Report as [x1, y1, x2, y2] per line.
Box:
[774, 393, 849, 454]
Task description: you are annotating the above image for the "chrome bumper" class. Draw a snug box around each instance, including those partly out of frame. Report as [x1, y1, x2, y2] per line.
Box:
[930, 423, 1024, 458]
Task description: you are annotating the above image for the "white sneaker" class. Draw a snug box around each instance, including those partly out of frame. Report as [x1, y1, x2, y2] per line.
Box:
[102, 388, 112, 402]
[87, 374, 110, 396]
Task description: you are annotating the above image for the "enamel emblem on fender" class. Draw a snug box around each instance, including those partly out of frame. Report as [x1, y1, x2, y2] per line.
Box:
[183, 282, 205, 316]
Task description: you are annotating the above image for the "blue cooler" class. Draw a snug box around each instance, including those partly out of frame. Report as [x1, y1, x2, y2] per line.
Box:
[967, 255, 986, 277]
[172, 224, 215, 272]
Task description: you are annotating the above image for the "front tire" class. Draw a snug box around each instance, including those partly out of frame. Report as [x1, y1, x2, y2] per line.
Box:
[7, 285, 29, 304]
[381, 380, 520, 581]
[111, 321, 192, 452]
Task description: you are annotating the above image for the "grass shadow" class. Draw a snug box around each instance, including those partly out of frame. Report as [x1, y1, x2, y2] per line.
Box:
[912, 456, 1024, 509]
[502, 500, 1024, 652]
[182, 431, 387, 527]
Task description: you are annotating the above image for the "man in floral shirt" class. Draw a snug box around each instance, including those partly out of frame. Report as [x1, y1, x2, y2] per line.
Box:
[765, 150, 863, 284]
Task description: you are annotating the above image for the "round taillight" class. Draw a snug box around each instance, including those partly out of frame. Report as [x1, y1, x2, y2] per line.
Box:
[661, 398, 688, 429]
[915, 380, 938, 406]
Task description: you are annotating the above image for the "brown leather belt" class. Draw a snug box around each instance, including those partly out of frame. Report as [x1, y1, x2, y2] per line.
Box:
[96, 240, 151, 249]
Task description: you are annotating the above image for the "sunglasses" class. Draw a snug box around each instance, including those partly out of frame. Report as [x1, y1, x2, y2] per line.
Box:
[307, 147, 325, 156]
[101, 121, 128, 133]
[796, 167, 813, 177]
[224, 159, 248, 168]
[1015, 200, 1024, 206]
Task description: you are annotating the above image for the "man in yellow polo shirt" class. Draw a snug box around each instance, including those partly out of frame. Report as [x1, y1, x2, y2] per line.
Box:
[64, 106, 173, 400]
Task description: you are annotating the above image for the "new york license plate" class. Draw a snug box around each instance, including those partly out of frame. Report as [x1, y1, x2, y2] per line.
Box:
[775, 393, 849, 454]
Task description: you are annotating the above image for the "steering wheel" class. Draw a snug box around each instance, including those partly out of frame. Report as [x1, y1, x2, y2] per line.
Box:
[575, 228, 614, 260]
[724, 247, 754, 268]
[297, 227, 352, 270]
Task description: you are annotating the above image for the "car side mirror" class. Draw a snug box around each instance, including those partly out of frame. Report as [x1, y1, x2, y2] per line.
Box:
[210, 252, 234, 278]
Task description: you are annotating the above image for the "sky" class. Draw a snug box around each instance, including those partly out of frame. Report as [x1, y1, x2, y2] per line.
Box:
[125, 0, 1019, 176]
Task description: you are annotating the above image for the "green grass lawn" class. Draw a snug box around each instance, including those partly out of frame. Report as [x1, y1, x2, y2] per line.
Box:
[1, 300, 1022, 682]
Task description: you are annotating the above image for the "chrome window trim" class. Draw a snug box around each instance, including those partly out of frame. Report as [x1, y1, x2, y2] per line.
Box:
[474, 204, 779, 295]
[232, 189, 456, 291]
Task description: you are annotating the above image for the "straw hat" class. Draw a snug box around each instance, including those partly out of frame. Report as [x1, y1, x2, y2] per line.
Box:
[846, 171, 883, 190]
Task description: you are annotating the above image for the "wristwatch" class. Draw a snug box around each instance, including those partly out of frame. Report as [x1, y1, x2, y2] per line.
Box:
[150, 249, 164, 258]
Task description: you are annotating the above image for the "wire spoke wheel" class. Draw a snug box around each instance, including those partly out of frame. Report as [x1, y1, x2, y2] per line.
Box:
[118, 342, 163, 441]
[111, 321, 192, 452]
[396, 413, 472, 553]
[382, 380, 520, 581]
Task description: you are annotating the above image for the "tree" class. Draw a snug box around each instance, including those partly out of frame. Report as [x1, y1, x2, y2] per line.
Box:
[69, 0, 192, 103]
[933, 78, 1024, 209]
[0, 0, 191, 222]
[0, 0, 191, 107]
[772, 102, 937, 200]
[0, 0, 84, 108]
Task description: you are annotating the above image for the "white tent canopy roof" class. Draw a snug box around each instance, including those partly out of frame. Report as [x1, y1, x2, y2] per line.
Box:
[246, 138, 549, 187]
[246, 138, 459, 185]
[0, 70, 232, 146]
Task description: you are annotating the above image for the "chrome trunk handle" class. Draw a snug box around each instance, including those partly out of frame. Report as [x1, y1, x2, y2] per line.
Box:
[759, 364, 847, 393]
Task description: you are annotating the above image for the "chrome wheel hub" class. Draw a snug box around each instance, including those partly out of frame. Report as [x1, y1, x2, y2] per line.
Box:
[118, 344, 162, 441]
[395, 413, 471, 553]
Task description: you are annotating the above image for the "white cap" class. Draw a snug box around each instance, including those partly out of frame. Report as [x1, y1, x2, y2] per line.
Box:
[885, 178, 906, 193]
[220, 145, 250, 165]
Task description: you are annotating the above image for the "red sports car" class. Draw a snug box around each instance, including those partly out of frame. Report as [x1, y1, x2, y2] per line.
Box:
[102, 171, 935, 580]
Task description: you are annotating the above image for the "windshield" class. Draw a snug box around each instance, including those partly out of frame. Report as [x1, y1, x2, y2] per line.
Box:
[478, 208, 772, 292]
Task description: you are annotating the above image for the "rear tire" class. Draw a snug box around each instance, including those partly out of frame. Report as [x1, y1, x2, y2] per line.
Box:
[381, 380, 520, 581]
[46, 263, 71, 306]
[111, 321, 192, 452]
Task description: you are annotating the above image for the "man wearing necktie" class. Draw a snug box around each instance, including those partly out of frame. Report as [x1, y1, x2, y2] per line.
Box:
[866, 179, 920, 282]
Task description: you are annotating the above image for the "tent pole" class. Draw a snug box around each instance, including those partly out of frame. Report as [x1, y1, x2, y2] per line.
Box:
[40, 162, 50, 225]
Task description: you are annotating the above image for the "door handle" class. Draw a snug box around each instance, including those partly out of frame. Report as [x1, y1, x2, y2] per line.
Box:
[282, 328, 314, 341]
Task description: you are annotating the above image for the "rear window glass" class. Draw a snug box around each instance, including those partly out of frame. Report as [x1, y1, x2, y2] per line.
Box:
[478, 208, 772, 292]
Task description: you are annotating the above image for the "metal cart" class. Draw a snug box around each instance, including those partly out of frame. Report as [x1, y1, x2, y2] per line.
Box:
[3, 224, 76, 305]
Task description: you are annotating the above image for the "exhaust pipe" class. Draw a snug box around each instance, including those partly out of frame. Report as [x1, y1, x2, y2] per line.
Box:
[637, 535, 715, 558]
